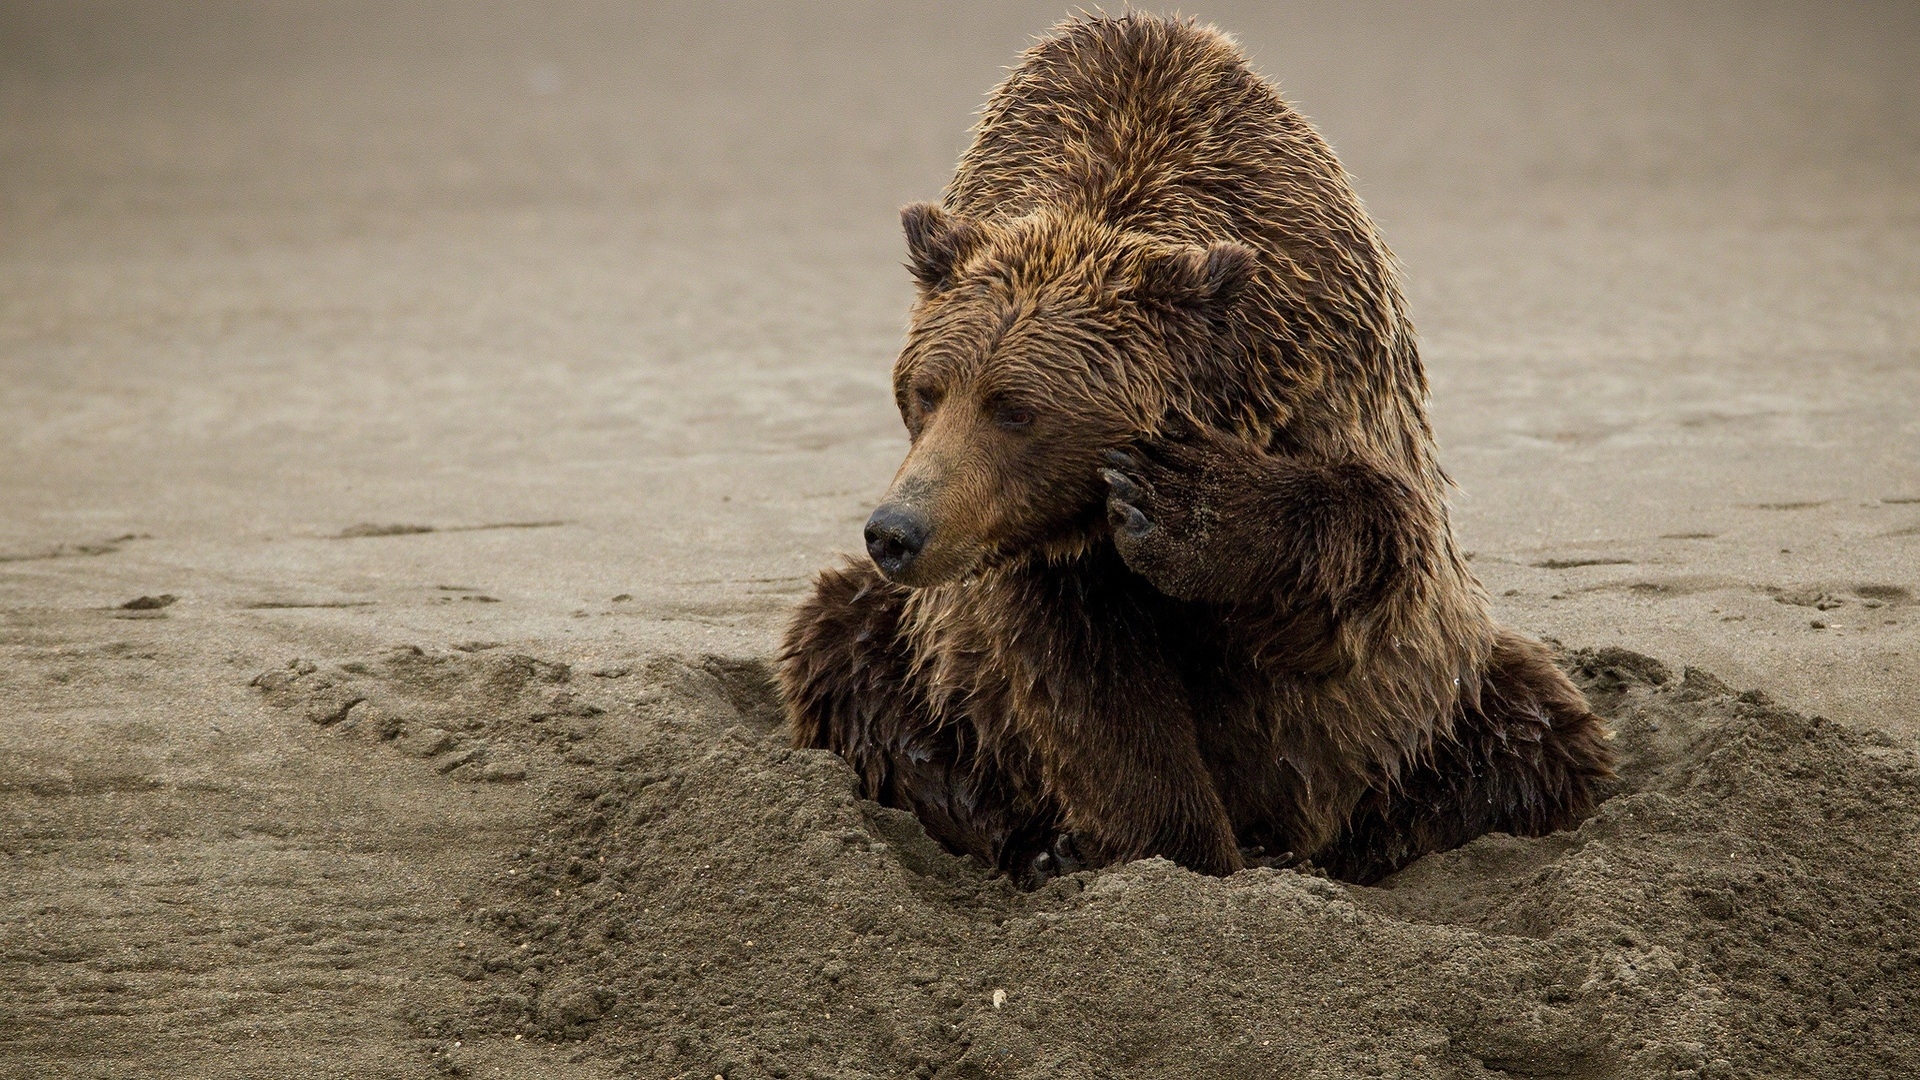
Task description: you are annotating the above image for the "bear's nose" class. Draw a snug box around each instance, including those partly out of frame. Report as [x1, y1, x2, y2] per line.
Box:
[865, 504, 930, 578]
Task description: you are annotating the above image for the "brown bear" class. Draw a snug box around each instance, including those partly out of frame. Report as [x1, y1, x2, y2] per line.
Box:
[779, 12, 1613, 885]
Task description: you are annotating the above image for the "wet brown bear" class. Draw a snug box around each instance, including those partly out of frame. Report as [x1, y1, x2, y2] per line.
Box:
[780, 12, 1613, 885]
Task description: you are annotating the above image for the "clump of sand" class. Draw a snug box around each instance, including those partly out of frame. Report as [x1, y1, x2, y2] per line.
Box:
[254, 645, 1920, 1079]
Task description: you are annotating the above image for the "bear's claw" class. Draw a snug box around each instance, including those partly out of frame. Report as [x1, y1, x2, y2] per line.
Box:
[1102, 463, 1156, 538]
[1024, 831, 1089, 886]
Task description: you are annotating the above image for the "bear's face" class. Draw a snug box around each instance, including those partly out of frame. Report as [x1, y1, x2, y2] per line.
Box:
[862, 205, 1254, 587]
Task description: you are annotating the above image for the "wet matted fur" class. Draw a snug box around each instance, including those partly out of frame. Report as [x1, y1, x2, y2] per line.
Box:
[781, 12, 1612, 885]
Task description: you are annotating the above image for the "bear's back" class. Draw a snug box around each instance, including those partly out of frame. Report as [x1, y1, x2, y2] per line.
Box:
[948, 15, 1367, 257]
[947, 12, 1430, 472]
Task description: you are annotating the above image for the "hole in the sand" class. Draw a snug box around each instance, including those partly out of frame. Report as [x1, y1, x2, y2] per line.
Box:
[238, 643, 1920, 1077]
[697, 656, 785, 732]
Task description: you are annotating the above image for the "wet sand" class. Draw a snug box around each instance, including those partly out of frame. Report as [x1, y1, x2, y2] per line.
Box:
[3, 3, 1917, 1077]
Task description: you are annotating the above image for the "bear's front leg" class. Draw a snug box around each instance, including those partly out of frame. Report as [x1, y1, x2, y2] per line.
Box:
[1022, 678, 1246, 878]
[1101, 425, 1431, 614]
[993, 560, 1245, 877]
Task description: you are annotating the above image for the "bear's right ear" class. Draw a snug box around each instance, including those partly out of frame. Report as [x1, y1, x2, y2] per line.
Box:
[1133, 241, 1257, 308]
[902, 203, 982, 291]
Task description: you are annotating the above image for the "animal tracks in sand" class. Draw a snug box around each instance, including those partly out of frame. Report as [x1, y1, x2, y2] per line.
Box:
[1551, 577, 1910, 632]
[117, 594, 176, 611]
[330, 521, 569, 540]
[241, 599, 378, 610]
[1511, 548, 1912, 626]
[1770, 583, 1912, 611]
[0, 533, 149, 563]
[103, 594, 179, 620]
[1531, 556, 1635, 569]
[246, 644, 1920, 1078]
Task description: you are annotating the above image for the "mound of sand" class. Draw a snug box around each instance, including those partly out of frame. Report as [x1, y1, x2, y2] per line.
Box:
[248, 645, 1920, 1079]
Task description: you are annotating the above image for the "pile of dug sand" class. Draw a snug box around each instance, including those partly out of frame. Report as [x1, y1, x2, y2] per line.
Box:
[253, 645, 1920, 1079]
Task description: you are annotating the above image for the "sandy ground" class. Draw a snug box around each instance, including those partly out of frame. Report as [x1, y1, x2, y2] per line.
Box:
[2, 2, 1917, 1077]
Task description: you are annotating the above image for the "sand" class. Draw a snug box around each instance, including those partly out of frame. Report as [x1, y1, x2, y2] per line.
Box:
[3, 2, 1918, 1077]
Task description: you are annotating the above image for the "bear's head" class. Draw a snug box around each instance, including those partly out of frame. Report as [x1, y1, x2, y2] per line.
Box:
[864, 203, 1255, 587]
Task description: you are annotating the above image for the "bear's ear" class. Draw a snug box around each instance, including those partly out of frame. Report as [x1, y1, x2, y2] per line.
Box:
[902, 203, 982, 291]
[1133, 241, 1257, 307]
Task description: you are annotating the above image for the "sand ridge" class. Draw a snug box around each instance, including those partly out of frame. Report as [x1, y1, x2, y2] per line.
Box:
[218, 643, 1920, 1079]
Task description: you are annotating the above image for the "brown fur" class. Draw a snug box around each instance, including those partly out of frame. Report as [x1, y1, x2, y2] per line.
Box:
[780, 13, 1614, 885]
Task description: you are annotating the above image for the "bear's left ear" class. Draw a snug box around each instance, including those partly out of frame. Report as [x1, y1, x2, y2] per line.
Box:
[1133, 241, 1257, 307]
[902, 202, 983, 291]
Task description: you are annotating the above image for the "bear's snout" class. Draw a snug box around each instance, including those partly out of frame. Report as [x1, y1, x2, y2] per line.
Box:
[865, 503, 931, 580]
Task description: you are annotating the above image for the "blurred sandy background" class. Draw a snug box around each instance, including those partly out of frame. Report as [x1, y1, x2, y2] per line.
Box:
[4, 0, 1916, 720]
[2, 2, 1917, 1075]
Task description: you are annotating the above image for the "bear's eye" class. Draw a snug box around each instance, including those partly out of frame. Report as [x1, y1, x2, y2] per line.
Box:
[992, 402, 1037, 431]
[913, 386, 942, 413]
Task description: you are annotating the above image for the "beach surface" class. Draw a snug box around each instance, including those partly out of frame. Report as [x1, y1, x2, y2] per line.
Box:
[3, 3, 1917, 1077]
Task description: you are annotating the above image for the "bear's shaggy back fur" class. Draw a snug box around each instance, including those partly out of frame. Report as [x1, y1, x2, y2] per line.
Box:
[951, 14, 1434, 471]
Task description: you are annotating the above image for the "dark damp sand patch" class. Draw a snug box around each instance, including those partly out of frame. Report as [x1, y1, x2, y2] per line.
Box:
[241, 600, 377, 610]
[1532, 556, 1634, 569]
[336, 523, 437, 538]
[1747, 500, 1827, 511]
[249, 644, 1920, 1079]
[332, 521, 568, 539]
[118, 594, 177, 611]
[1575, 575, 1746, 598]
[0, 533, 149, 563]
[1660, 531, 1718, 540]
[108, 594, 179, 618]
[1882, 497, 1920, 505]
[1606, 581, 1693, 597]
[431, 585, 501, 603]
